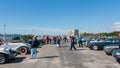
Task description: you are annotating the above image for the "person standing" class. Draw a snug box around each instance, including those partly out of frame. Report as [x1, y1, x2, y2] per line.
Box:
[63, 36, 67, 43]
[70, 36, 77, 51]
[51, 36, 55, 44]
[31, 35, 39, 59]
[45, 36, 49, 44]
[56, 36, 61, 47]
[77, 35, 83, 47]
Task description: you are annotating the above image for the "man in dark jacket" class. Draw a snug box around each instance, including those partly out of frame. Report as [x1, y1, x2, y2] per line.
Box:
[31, 35, 39, 59]
[70, 36, 77, 51]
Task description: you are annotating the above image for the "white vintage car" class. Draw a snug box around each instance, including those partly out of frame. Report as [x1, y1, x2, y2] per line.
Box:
[0, 44, 17, 64]
[6, 42, 31, 55]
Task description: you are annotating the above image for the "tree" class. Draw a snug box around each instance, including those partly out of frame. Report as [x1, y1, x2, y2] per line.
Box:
[82, 31, 120, 37]
[21, 35, 33, 41]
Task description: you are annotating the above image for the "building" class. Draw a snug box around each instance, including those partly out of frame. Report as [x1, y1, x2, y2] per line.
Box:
[68, 29, 79, 36]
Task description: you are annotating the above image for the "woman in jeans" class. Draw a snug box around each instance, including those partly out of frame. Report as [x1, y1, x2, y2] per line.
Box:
[31, 36, 39, 59]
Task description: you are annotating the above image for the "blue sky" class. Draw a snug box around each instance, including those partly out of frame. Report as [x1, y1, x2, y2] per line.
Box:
[0, 0, 120, 35]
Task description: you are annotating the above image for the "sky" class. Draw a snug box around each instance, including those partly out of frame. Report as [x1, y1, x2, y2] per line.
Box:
[0, 0, 120, 35]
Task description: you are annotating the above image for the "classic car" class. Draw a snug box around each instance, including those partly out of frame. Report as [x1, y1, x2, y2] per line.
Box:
[88, 38, 119, 50]
[6, 42, 31, 55]
[112, 49, 120, 63]
[104, 44, 119, 55]
[0, 44, 17, 64]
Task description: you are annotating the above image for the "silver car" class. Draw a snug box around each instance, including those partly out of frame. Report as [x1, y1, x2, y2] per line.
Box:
[0, 44, 17, 64]
[104, 44, 119, 55]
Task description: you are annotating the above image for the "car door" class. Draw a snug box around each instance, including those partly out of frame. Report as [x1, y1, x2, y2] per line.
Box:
[98, 39, 113, 50]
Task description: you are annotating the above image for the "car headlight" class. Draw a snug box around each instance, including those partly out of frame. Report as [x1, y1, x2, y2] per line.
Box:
[4, 47, 10, 51]
[116, 52, 120, 55]
[104, 46, 111, 49]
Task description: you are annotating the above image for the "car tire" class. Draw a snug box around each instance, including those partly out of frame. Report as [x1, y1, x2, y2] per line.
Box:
[90, 47, 93, 50]
[105, 52, 111, 55]
[93, 45, 98, 50]
[0, 54, 7, 64]
[18, 47, 28, 55]
[116, 59, 120, 64]
[111, 48, 119, 55]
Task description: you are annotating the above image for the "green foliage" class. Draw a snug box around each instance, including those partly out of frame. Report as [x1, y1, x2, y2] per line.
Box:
[21, 34, 33, 41]
[82, 31, 120, 37]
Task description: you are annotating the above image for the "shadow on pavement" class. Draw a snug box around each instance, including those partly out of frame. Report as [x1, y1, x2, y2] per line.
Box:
[7, 57, 26, 64]
[76, 48, 86, 50]
[37, 56, 59, 59]
[60, 46, 69, 48]
[37, 46, 42, 48]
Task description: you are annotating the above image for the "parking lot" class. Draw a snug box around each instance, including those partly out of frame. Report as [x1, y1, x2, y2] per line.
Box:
[0, 43, 120, 68]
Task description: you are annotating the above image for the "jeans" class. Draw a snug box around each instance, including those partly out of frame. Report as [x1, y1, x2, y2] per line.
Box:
[70, 43, 76, 50]
[31, 48, 37, 59]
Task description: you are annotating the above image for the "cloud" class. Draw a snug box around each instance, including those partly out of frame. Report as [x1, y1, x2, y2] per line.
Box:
[112, 22, 120, 31]
[114, 22, 120, 25]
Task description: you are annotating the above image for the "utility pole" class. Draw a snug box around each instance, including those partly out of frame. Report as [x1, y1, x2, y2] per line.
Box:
[3, 24, 6, 42]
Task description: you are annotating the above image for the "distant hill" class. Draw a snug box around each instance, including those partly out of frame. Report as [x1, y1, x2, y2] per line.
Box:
[0, 34, 22, 39]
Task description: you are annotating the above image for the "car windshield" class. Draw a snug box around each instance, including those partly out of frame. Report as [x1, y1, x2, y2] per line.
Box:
[105, 38, 113, 42]
[105, 38, 119, 43]
[115, 49, 120, 52]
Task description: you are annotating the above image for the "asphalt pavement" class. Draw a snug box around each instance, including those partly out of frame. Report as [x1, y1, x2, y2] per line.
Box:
[0, 43, 120, 68]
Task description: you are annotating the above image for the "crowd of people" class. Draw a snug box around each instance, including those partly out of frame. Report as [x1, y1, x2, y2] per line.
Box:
[29, 34, 85, 58]
[29, 35, 69, 59]
[0, 34, 85, 59]
[0, 34, 83, 59]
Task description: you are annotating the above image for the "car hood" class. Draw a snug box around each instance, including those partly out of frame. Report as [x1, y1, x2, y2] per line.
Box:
[0, 46, 6, 51]
[89, 42, 104, 44]
[8, 43, 25, 45]
[7, 42, 31, 49]
[0, 44, 11, 52]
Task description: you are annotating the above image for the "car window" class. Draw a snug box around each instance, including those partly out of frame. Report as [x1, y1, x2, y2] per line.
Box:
[113, 39, 119, 42]
[105, 38, 113, 42]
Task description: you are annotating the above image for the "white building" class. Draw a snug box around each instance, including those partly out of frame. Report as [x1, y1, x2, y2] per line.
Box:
[68, 29, 79, 36]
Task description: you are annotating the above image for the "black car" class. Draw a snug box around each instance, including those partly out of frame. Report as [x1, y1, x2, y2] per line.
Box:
[112, 49, 120, 63]
[88, 38, 119, 50]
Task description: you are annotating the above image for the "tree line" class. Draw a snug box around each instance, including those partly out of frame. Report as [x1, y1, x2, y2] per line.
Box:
[82, 31, 120, 37]
[16, 31, 120, 41]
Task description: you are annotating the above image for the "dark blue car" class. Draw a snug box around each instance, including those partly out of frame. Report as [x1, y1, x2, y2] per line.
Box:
[88, 38, 119, 50]
[112, 49, 120, 63]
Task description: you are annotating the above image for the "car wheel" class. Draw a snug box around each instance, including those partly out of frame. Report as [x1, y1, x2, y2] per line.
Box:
[19, 47, 28, 55]
[93, 45, 98, 50]
[116, 59, 120, 63]
[105, 52, 110, 55]
[111, 51, 115, 56]
[111, 48, 119, 55]
[0, 54, 6, 64]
